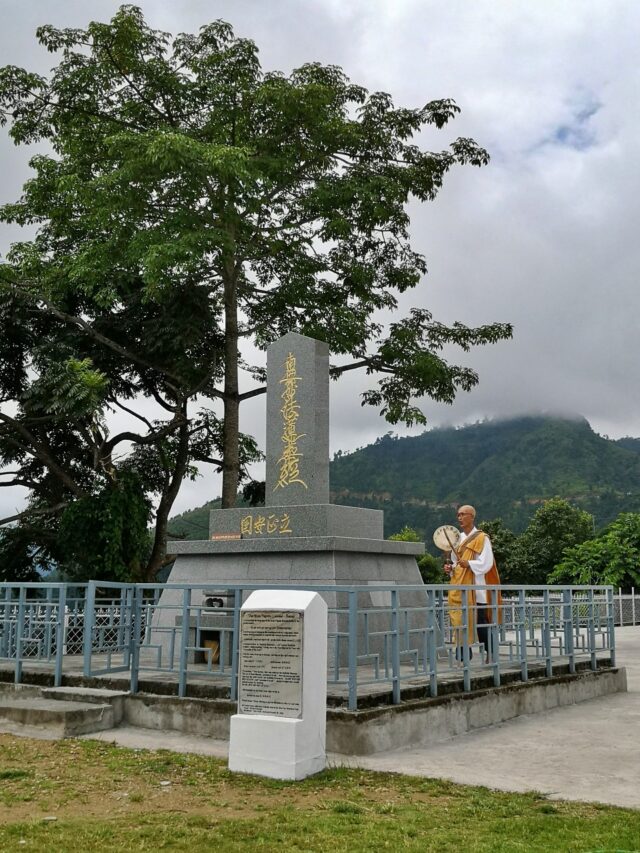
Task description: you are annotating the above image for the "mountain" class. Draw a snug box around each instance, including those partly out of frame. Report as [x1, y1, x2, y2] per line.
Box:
[168, 499, 218, 541]
[168, 415, 640, 549]
[330, 415, 640, 541]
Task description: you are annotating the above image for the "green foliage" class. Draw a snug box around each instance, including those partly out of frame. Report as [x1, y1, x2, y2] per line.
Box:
[24, 357, 108, 418]
[505, 498, 594, 585]
[388, 525, 421, 542]
[0, 527, 40, 582]
[477, 518, 518, 582]
[389, 525, 446, 582]
[56, 471, 152, 582]
[551, 513, 640, 590]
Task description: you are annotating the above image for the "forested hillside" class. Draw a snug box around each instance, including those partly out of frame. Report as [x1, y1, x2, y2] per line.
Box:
[331, 416, 640, 541]
[169, 416, 640, 548]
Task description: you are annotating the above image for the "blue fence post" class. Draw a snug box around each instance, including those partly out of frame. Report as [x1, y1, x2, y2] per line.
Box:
[117, 586, 127, 653]
[588, 588, 597, 671]
[391, 588, 401, 705]
[178, 587, 192, 698]
[0, 585, 9, 658]
[426, 588, 437, 697]
[563, 588, 575, 673]
[54, 585, 67, 687]
[462, 588, 471, 692]
[82, 581, 96, 678]
[543, 588, 553, 677]
[130, 586, 144, 694]
[491, 592, 500, 688]
[230, 587, 242, 702]
[14, 586, 26, 685]
[607, 586, 616, 667]
[123, 586, 133, 669]
[348, 589, 358, 711]
[44, 586, 54, 662]
[518, 589, 528, 682]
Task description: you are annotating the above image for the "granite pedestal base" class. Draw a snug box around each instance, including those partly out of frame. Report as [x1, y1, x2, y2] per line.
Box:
[157, 535, 426, 667]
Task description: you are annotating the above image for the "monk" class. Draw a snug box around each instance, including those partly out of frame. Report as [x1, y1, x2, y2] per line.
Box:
[444, 505, 502, 664]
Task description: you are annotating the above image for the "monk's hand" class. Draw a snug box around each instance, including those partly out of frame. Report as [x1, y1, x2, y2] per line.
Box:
[458, 560, 469, 569]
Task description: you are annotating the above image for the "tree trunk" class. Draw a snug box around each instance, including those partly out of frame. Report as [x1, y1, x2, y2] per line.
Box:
[145, 413, 190, 581]
[221, 265, 240, 508]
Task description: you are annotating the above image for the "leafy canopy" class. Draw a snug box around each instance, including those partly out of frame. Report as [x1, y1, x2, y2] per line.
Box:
[0, 5, 511, 579]
[551, 513, 640, 590]
[504, 498, 594, 585]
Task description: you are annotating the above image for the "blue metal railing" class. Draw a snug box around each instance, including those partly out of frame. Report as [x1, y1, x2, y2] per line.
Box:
[0, 581, 617, 710]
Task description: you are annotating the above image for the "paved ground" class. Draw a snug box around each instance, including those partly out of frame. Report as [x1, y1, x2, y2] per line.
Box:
[83, 626, 640, 809]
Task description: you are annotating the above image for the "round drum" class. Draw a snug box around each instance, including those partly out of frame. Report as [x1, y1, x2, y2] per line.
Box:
[432, 525, 461, 552]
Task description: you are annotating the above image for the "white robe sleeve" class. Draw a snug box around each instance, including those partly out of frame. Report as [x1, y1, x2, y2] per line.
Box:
[468, 536, 494, 582]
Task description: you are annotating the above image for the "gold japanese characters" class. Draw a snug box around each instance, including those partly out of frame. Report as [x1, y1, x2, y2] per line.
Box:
[240, 514, 293, 536]
[274, 352, 308, 492]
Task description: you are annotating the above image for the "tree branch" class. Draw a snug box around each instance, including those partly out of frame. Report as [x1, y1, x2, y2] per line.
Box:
[10, 284, 188, 392]
[102, 412, 186, 456]
[0, 501, 68, 527]
[0, 413, 87, 498]
[103, 42, 178, 126]
[238, 386, 266, 403]
[110, 399, 155, 431]
[330, 359, 372, 376]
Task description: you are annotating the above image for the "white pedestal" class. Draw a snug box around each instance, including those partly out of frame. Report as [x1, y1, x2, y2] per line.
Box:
[228, 589, 328, 780]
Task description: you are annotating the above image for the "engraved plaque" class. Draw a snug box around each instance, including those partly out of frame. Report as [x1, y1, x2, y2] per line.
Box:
[238, 610, 303, 718]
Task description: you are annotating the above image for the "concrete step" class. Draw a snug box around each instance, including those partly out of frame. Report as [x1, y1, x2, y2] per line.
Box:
[42, 687, 128, 725]
[0, 697, 115, 737]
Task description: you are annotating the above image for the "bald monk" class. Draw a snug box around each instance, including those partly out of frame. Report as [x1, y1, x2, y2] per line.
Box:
[444, 505, 502, 663]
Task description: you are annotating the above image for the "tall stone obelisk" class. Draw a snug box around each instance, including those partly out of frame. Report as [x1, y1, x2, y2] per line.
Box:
[266, 334, 329, 506]
[165, 332, 424, 591]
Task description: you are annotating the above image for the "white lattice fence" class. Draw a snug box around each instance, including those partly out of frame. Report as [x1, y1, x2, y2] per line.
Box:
[615, 590, 640, 626]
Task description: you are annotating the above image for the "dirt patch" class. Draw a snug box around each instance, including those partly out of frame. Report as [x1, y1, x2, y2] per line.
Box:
[0, 734, 423, 827]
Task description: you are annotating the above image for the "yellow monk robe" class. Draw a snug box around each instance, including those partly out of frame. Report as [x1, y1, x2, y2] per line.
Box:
[448, 530, 502, 644]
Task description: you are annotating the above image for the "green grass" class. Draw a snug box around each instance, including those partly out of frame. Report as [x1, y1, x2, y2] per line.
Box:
[0, 736, 639, 852]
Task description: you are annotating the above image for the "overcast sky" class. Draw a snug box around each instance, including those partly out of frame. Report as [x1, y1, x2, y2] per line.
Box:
[1, 0, 639, 517]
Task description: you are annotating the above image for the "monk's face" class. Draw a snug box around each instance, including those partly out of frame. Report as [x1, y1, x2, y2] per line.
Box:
[457, 508, 475, 534]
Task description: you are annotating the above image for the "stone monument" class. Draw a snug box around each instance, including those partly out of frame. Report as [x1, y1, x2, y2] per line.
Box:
[228, 589, 327, 780]
[165, 331, 425, 595]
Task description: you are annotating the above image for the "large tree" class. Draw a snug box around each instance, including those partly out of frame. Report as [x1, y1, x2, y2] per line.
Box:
[0, 6, 511, 580]
[506, 498, 594, 585]
[551, 513, 640, 590]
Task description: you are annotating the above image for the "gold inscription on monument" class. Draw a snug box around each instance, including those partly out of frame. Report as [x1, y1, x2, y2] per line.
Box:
[274, 352, 308, 491]
[240, 513, 293, 537]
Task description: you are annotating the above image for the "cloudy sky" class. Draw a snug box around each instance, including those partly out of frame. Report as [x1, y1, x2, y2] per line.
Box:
[1, 0, 639, 516]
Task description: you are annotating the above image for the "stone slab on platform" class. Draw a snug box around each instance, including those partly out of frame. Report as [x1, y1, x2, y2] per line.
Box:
[0, 696, 115, 737]
[164, 548, 425, 594]
[168, 536, 423, 557]
[42, 687, 128, 724]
